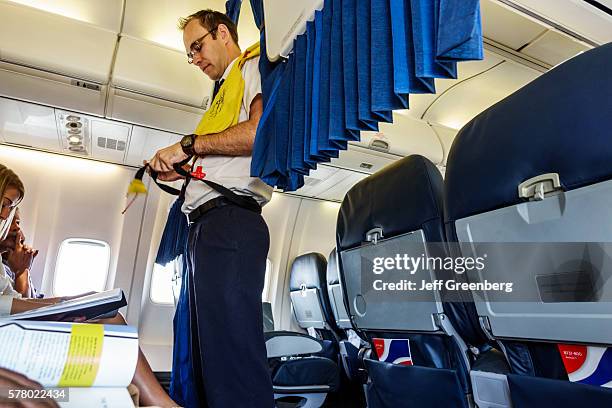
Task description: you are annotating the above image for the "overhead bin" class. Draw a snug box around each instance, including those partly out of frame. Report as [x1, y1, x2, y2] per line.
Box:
[0, 1, 117, 83]
[520, 30, 590, 66]
[508, 0, 612, 44]
[112, 36, 212, 108]
[109, 36, 211, 134]
[0, 61, 107, 116]
[106, 88, 204, 135]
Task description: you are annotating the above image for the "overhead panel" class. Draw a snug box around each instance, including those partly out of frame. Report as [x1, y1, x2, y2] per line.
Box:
[422, 60, 540, 130]
[480, 0, 546, 49]
[330, 145, 398, 174]
[90, 119, 131, 163]
[0, 1, 117, 83]
[4, 0, 123, 32]
[0, 98, 59, 151]
[125, 126, 181, 167]
[361, 114, 444, 164]
[521, 30, 591, 66]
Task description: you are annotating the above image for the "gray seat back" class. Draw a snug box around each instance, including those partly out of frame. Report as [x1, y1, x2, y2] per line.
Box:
[444, 43, 612, 345]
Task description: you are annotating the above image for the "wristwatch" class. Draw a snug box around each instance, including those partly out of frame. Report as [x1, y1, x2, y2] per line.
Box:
[180, 134, 197, 156]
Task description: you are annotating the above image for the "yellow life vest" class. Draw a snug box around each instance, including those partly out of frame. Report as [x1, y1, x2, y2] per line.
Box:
[194, 42, 261, 135]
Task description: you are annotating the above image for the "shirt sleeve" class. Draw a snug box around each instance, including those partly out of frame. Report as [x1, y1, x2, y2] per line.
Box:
[0, 296, 14, 316]
[241, 56, 262, 117]
[0, 265, 21, 297]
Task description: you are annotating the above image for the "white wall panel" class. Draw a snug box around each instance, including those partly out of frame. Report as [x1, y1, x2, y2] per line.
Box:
[0, 145, 145, 299]
[277, 199, 340, 330]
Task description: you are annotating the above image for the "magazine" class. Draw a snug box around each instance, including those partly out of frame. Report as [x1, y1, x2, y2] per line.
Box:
[9, 288, 127, 321]
[0, 320, 139, 406]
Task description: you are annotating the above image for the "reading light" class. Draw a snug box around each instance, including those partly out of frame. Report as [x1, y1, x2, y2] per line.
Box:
[66, 115, 81, 122]
[68, 136, 82, 144]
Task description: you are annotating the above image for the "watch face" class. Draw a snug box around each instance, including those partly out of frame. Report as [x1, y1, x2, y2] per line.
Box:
[181, 135, 194, 148]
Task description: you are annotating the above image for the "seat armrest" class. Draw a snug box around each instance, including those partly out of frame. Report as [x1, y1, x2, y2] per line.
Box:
[265, 331, 323, 358]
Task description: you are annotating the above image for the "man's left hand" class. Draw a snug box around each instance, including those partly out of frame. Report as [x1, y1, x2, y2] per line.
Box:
[147, 142, 188, 173]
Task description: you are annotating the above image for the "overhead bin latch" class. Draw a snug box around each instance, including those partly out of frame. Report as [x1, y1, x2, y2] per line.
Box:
[365, 228, 384, 245]
[518, 173, 562, 201]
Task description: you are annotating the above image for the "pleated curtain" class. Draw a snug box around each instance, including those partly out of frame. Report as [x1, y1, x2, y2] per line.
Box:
[251, 0, 484, 191]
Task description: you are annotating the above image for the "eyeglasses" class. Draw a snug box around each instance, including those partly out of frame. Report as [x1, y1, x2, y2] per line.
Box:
[187, 27, 218, 64]
[0, 197, 18, 219]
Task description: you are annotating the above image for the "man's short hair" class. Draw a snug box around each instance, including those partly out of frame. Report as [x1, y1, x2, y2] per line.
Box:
[178, 9, 239, 46]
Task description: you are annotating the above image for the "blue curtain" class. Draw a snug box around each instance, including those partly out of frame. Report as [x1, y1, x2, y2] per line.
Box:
[250, 0, 264, 29]
[225, 0, 242, 24]
[154, 198, 196, 407]
[250, 0, 484, 190]
[154, 198, 188, 266]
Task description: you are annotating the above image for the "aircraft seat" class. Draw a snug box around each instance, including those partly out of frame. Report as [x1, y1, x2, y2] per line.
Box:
[266, 253, 341, 408]
[336, 154, 502, 407]
[444, 43, 612, 407]
[326, 249, 365, 382]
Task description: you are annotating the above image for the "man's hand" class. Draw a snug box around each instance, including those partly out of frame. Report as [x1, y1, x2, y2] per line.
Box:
[142, 161, 192, 182]
[147, 142, 189, 173]
[6, 242, 35, 278]
[0, 367, 59, 408]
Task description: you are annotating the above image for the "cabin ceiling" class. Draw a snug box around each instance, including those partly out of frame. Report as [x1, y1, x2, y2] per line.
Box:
[0, 0, 608, 201]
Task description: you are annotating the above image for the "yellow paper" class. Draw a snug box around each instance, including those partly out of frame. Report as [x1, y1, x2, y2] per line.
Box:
[58, 324, 104, 387]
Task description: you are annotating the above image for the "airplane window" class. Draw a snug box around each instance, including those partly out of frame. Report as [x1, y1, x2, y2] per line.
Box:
[54, 238, 110, 296]
[150, 261, 176, 305]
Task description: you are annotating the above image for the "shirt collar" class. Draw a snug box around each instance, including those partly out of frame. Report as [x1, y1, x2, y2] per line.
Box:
[220, 56, 239, 82]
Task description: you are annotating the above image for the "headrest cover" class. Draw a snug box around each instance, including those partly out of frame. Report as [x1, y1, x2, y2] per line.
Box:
[445, 43, 612, 223]
[337, 155, 444, 251]
[326, 249, 339, 286]
[289, 252, 328, 291]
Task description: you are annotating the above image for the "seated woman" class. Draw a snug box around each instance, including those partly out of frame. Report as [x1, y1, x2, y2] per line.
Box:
[0, 163, 178, 408]
[2, 208, 39, 298]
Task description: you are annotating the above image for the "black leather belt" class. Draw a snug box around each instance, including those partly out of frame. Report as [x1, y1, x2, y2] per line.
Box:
[187, 196, 261, 224]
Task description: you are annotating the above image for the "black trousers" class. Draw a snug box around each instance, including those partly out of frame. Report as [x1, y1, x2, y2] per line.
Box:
[187, 204, 274, 408]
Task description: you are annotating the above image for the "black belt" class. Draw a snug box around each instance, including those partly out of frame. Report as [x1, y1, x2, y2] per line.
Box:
[187, 196, 261, 224]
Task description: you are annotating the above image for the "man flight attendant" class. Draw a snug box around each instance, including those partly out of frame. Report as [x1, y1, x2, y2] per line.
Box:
[147, 10, 274, 408]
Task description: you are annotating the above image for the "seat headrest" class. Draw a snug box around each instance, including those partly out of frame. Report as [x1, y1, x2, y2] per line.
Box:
[289, 252, 328, 291]
[445, 43, 612, 223]
[327, 249, 339, 286]
[337, 155, 444, 251]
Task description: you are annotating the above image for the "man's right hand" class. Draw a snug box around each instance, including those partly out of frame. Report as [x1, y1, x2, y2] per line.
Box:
[143, 161, 192, 182]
